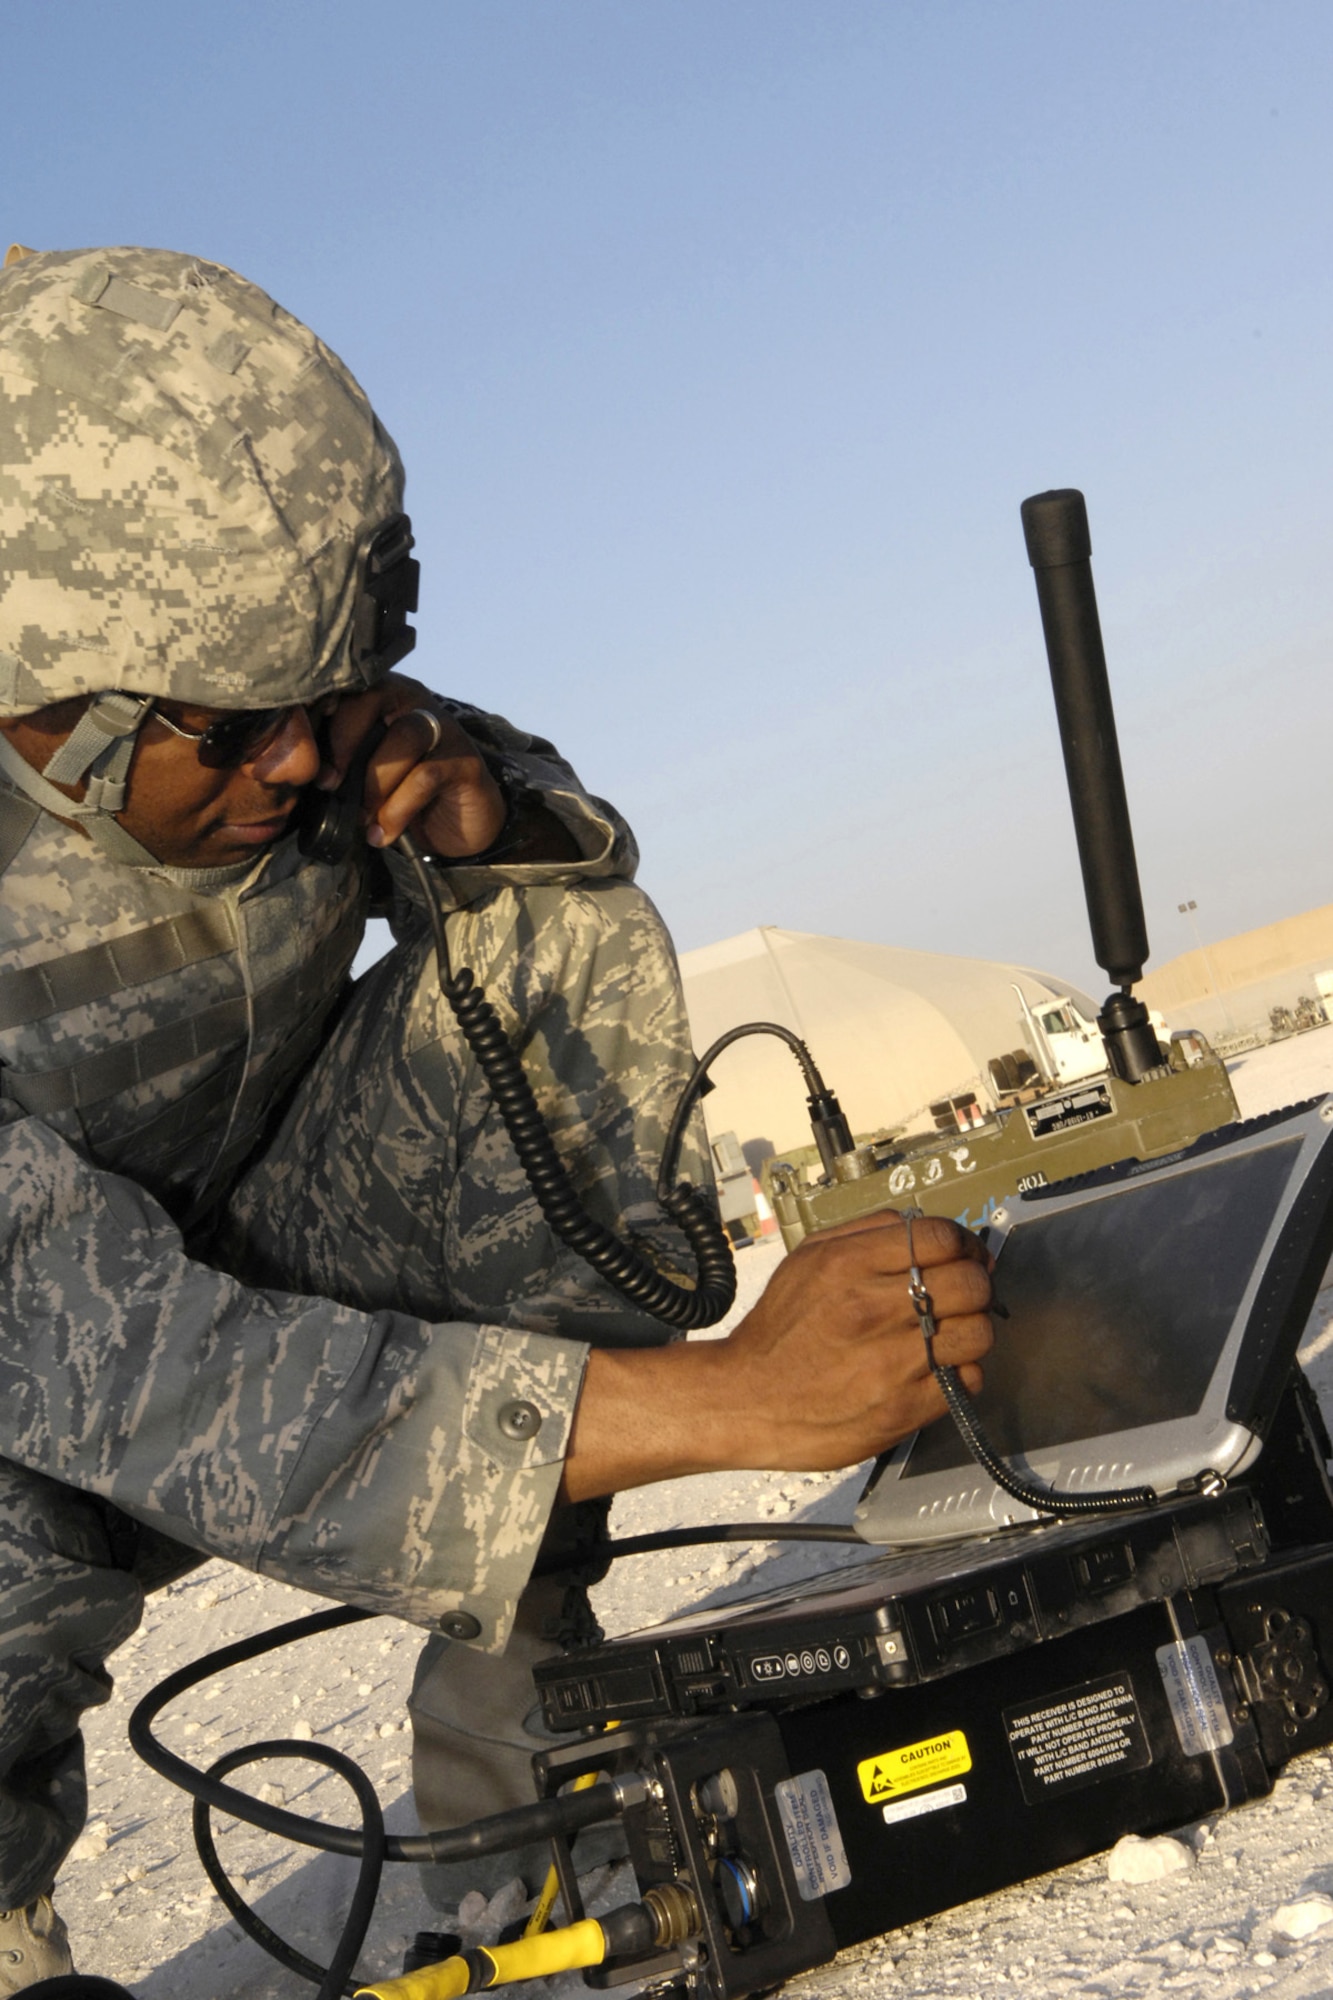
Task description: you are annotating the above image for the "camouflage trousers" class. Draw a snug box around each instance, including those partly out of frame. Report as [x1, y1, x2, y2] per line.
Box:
[0, 877, 700, 1906]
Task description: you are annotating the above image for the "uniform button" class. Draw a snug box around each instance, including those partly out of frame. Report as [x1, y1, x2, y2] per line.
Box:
[497, 1399, 542, 1441]
[439, 1611, 482, 1641]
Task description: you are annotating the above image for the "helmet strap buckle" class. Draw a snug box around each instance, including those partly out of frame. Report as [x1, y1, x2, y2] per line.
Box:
[43, 691, 154, 811]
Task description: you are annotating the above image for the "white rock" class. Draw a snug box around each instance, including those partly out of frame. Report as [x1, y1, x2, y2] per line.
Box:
[378, 1720, 399, 1738]
[485, 1877, 529, 1932]
[69, 1829, 110, 1862]
[1273, 1894, 1333, 1939]
[456, 1890, 490, 1931]
[1106, 1834, 1195, 1883]
[290, 1718, 314, 1741]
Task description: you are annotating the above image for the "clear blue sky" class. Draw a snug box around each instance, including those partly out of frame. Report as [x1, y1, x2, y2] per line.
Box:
[6, 1, 1332, 995]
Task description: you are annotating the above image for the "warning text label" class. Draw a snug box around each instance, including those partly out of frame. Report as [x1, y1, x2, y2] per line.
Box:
[1004, 1673, 1152, 1803]
[857, 1730, 972, 1804]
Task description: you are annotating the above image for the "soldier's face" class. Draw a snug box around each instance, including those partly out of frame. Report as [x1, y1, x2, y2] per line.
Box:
[1, 698, 334, 867]
[121, 700, 332, 865]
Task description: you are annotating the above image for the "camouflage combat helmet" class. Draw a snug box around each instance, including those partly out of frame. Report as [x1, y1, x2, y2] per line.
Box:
[0, 244, 418, 858]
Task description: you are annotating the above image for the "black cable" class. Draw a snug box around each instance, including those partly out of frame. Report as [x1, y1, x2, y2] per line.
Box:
[193, 1740, 384, 1999]
[658, 1022, 824, 1198]
[129, 790, 1173, 1994]
[595, 1521, 869, 1561]
[928, 1357, 1155, 1516]
[132, 813, 1168, 1991]
[128, 1604, 625, 1868]
[659, 1022, 856, 1192]
[400, 833, 736, 1330]
[903, 1216, 1156, 1519]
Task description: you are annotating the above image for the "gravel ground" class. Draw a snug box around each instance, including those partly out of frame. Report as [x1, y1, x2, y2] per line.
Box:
[56, 1026, 1333, 1998]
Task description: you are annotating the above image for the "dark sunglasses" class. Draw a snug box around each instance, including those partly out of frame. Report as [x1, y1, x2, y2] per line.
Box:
[151, 699, 337, 770]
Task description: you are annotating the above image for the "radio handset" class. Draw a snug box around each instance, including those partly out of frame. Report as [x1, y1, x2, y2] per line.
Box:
[296, 722, 385, 865]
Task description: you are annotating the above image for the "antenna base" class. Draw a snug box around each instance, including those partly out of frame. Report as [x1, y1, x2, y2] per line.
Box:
[1097, 990, 1164, 1083]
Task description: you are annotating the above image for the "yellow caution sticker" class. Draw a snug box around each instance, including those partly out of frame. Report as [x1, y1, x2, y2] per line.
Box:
[857, 1730, 972, 1804]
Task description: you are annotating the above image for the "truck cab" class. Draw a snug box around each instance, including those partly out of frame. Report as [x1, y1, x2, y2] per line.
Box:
[1022, 994, 1106, 1086]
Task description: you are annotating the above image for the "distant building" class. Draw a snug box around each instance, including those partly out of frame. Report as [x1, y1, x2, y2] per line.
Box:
[1140, 903, 1333, 1043]
[677, 925, 1096, 1161]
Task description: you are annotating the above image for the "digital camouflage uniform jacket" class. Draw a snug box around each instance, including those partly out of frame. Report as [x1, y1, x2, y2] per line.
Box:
[0, 706, 638, 1650]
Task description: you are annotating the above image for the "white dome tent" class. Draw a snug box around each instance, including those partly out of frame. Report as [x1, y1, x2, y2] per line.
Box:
[677, 925, 1099, 1165]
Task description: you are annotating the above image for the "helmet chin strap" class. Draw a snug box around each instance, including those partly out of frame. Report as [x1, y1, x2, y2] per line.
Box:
[43, 690, 153, 809]
[0, 691, 164, 865]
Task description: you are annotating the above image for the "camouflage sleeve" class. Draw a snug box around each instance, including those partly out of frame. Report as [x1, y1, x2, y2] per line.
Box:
[0, 1102, 587, 1649]
[378, 698, 639, 928]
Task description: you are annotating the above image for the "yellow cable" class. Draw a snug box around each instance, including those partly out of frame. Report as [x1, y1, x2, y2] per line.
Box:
[524, 1722, 620, 1939]
[354, 1917, 608, 1999]
[524, 1860, 562, 1939]
[524, 1773, 597, 1937]
[484, 1918, 609, 1983]
[361, 1721, 626, 1992]
[353, 1953, 472, 2000]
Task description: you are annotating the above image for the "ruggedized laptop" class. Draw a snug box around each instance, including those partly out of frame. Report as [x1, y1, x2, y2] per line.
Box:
[534, 1485, 1271, 1731]
[535, 1100, 1333, 1736]
[855, 1096, 1333, 1545]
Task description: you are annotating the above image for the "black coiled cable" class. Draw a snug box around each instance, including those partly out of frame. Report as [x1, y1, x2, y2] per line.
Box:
[399, 834, 737, 1330]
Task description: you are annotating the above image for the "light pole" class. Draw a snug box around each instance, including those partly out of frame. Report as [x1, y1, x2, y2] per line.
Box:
[1178, 899, 1234, 1035]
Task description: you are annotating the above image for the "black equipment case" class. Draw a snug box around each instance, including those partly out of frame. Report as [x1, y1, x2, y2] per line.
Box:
[532, 1373, 1333, 2000]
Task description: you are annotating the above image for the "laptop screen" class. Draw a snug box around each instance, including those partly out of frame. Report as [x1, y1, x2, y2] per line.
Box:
[901, 1136, 1301, 1479]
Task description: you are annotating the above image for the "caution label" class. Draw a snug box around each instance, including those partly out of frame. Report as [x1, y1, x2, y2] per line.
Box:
[857, 1730, 972, 1804]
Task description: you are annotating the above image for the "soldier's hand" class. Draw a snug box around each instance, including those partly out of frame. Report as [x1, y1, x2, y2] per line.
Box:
[316, 677, 508, 858]
[706, 1214, 993, 1471]
[561, 1215, 994, 1501]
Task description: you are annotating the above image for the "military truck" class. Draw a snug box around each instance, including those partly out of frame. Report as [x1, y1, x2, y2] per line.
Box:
[984, 983, 1177, 1106]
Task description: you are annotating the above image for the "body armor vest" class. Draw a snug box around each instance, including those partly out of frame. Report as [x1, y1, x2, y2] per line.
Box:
[0, 779, 366, 1222]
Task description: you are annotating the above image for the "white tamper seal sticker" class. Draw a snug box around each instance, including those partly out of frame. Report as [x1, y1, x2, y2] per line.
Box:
[1157, 1636, 1234, 1755]
[774, 1768, 851, 1901]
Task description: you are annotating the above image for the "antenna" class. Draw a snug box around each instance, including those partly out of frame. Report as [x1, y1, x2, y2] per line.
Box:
[1020, 488, 1163, 1082]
